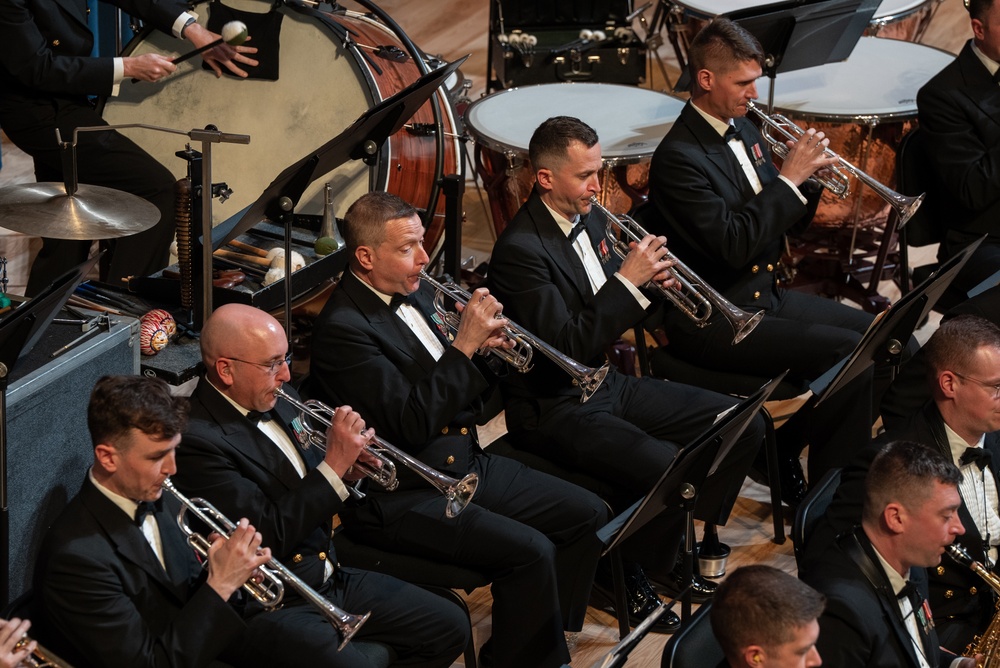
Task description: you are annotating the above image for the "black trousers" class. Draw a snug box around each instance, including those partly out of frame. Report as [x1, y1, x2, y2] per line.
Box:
[0, 97, 175, 295]
[227, 566, 469, 668]
[342, 453, 609, 668]
[506, 370, 766, 574]
[663, 288, 890, 481]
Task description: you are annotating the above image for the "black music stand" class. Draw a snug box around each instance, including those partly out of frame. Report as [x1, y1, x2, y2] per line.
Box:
[201, 55, 468, 336]
[0, 254, 100, 606]
[596, 373, 785, 633]
[810, 237, 982, 406]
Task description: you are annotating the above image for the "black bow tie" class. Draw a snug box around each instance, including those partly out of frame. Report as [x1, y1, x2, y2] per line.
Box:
[246, 409, 276, 424]
[568, 219, 587, 243]
[389, 293, 415, 311]
[993, 68, 1000, 84]
[724, 122, 743, 142]
[897, 580, 922, 608]
[961, 446, 993, 471]
[134, 500, 159, 526]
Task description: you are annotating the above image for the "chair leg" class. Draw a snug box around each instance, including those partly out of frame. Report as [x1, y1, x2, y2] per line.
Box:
[420, 585, 477, 668]
[763, 408, 786, 544]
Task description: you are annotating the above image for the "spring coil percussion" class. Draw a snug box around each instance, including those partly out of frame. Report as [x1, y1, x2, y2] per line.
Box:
[174, 177, 193, 311]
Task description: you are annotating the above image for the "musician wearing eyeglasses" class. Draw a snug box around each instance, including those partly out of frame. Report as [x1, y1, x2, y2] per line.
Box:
[633, 17, 889, 495]
[915, 0, 1000, 296]
[809, 315, 1000, 655]
[485, 115, 767, 623]
[32, 375, 272, 667]
[307, 191, 610, 667]
[171, 303, 469, 667]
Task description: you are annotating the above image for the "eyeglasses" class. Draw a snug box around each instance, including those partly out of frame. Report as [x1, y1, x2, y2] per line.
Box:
[226, 353, 292, 375]
[953, 371, 1000, 400]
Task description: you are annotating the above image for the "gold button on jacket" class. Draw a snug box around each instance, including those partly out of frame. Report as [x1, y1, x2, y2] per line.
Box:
[445, 455, 456, 465]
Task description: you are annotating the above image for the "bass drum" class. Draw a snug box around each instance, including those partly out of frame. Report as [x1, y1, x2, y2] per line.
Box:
[101, 0, 459, 255]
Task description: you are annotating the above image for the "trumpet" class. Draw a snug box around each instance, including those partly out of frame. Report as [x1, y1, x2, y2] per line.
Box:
[11, 637, 73, 668]
[588, 197, 764, 345]
[273, 388, 478, 518]
[160, 478, 369, 650]
[419, 271, 611, 403]
[745, 100, 925, 227]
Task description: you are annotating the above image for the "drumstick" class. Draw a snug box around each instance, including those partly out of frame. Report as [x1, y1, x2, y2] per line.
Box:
[214, 248, 271, 267]
[130, 21, 248, 83]
[227, 239, 268, 257]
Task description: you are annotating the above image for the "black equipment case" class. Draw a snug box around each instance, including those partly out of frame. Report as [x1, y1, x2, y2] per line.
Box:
[488, 0, 647, 91]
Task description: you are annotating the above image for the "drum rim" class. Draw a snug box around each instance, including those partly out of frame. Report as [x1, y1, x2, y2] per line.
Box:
[671, 0, 933, 19]
[464, 81, 683, 161]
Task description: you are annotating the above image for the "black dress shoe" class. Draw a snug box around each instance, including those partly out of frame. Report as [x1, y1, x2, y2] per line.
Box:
[647, 560, 718, 603]
[778, 454, 809, 508]
[591, 564, 681, 634]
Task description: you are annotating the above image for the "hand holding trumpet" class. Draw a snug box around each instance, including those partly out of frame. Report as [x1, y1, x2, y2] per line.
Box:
[617, 232, 678, 292]
[321, 403, 376, 481]
[451, 287, 513, 359]
[0, 617, 33, 668]
[778, 127, 839, 187]
[205, 518, 272, 601]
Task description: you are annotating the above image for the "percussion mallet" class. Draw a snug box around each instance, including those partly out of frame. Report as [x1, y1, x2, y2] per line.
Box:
[131, 21, 248, 82]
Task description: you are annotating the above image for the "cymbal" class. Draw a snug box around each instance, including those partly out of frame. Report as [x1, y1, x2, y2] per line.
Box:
[0, 182, 160, 240]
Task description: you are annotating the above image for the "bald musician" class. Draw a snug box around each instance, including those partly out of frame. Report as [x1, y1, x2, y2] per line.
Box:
[0, 0, 258, 293]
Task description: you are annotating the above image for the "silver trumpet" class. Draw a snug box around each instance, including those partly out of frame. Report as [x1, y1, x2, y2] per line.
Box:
[588, 197, 764, 345]
[273, 388, 478, 518]
[745, 100, 925, 227]
[160, 478, 369, 650]
[419, 271, 611, 403]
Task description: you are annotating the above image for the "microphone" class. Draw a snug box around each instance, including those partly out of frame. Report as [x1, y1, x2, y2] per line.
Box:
[131, 20, 248, 83]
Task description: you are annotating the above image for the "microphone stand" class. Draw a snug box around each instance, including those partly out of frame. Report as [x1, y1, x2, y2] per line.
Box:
[56, 123, 250, 327]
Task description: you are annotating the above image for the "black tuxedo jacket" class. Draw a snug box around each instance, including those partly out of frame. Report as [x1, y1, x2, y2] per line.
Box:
[34, 476, 244, 668]
[309, 270, 492, 490]
[174, 381, 344, 590]
[918, 40, 1000, 241]
[635, 101, 819, 310]
[486, 189, 647, 406]
[801, 529, 951, 668]
[0, 0, 184, 107]
[811, 401, 1000, 648]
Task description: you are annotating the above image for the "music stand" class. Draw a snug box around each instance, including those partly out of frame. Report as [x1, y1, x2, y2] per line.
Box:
[596, 373, 786, 630]
[810, 236, 982, 405]
[199, 56, 468, 335]
[0, 254, 101, 605]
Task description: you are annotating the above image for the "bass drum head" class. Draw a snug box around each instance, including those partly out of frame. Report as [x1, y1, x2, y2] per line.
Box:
[102, 0, 458, 249]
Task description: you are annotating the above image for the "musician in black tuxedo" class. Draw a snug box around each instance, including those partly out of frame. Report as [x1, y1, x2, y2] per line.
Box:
[485, 116, 767, 597]
[809, 315, 1000, 654]
[800, 441, 978, 668]
[34, 375, 271, 668]
[917, 0, 1000, 295]
[174, 303, 468, 668]
[0, 0, 257, 293]
[711, 565, 824, 668]
[633, 18, 882, 487]
[308, 192, 614, 663]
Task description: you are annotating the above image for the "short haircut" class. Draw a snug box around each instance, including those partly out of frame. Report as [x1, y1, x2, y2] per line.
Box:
[688, 18, 764, 79]
[87, 375, 189, 449]
[968, 0, 995, 21]
[528, 116, 599, 173]
[711, 565, 825, 659]
[342, 191, 418, 254]
[924, 314, 1000, 378]
[862, 440, 962, 524]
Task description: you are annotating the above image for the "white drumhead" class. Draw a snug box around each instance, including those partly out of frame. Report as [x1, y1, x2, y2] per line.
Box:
[757, 37, 953, 120]
[672, 0, 928, 20]
[464, 83, 686, 160]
